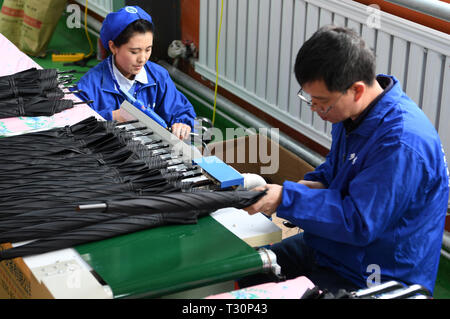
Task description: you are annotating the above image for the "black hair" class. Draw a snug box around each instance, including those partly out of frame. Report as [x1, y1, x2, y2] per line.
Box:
[294, 25, 376, 92]
[113, 19, 154, 47]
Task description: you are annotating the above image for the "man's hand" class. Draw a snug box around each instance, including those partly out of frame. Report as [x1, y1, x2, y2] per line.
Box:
[171, 123, 191, 140]
[243, 184, 283, 217]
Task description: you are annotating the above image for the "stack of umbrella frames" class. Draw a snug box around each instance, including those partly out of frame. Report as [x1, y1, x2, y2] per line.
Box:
[0, 67, 92, 118]
[0, 117, 266, 261]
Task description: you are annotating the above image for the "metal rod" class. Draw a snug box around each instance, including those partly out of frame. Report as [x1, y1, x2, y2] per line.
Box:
[353, 281, 405, 298]
[65, 90, 82, 94]
[77, 203, 107, 211]
[442, 232, 450, 251]
[132, 131, 154, 137]
[377, 284, 431, 299]
[143, 139, 163, 145]
[57, 69, 76, 74]
[385, 0, 450, 22]
[73, 100, 93, 105]
[115, 120, 140, 126]
[125, 126, 148, 132]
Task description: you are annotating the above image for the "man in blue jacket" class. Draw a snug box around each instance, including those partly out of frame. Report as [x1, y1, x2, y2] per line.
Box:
[244, 25, 449, 295]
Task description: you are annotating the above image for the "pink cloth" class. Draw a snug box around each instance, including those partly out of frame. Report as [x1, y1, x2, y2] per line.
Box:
[0, 33, 102, 137]
[0, 33, 40, 76]
[205, 276, 316, 299]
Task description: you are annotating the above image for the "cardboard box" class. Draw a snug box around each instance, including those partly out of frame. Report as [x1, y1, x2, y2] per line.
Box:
[206, 134, 315, 240]
[206, 134, 314, 185]
[0, 243, 112, 299]
[0, 243, 53, 299]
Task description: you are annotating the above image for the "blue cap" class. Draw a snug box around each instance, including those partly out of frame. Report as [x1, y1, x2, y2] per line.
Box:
[100, 6, 153, 50]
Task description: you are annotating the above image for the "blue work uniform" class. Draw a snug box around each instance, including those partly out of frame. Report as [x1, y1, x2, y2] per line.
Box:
[74, 57, 196, 128]
[277, 75, 449, 294]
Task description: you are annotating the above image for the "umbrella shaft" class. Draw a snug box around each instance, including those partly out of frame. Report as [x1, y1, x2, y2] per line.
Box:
[77, 203, 107, 211]
[73, 100, 93, 105]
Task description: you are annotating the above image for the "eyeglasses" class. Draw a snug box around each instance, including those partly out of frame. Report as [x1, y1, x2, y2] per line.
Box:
[297, 89, 345, 116]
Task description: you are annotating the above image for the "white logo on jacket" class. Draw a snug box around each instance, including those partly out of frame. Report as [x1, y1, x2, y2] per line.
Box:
[349, 153, 358, 165]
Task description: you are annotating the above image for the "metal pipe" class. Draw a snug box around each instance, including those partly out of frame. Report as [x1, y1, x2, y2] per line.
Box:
[159, 61, 325, 168]
[258, 248, 282, 279]
[80, 13, 102, 36]
[443, 231, 450, 251]
[385, 0, 450, 22]
[441, 249, 450, 260]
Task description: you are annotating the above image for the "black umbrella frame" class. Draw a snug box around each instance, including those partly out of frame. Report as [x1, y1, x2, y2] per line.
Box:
[0, 117, 266, 261]
[0, 68, 89, 118]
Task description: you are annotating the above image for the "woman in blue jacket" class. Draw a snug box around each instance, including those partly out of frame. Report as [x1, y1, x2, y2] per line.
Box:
[75, 6, 196, 140]
[243, 26, 449, 295]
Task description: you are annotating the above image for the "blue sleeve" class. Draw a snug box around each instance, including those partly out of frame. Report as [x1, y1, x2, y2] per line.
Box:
[71, 88, 90, 105]
[277, 142, 430, 246]
[71, 62, 118, 121]
[302, 124, 340, 187]
[303, 152, 334, 187]
[73, 80, 112, 121]
[155, 70, 196, 129]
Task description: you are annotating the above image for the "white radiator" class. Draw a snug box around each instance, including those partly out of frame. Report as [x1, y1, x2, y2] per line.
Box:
[75, 0, 114, 18]
[196, 0, 450, 158]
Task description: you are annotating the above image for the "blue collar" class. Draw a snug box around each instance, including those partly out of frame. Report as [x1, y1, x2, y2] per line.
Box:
[338, 75, 403, 138]
[99, 56, 168, 128]
[343, 75, 394, 133]
[101, 56, 155, 95]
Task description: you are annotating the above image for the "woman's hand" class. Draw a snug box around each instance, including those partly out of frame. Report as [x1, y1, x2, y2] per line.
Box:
[171, 123, 191, 140]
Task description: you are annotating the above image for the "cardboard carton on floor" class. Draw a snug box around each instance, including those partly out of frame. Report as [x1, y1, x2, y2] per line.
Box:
[206, 134, 316, 240]
[0, 243, 53, 299]
[0, 243, 112, 299]
[206, 134, 314, 185]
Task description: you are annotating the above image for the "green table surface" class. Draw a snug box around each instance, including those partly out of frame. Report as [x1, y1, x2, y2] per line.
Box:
[76, 215, 264, 299]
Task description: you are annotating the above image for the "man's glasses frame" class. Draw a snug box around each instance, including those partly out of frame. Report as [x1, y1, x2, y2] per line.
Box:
[297, 88, 347, 116]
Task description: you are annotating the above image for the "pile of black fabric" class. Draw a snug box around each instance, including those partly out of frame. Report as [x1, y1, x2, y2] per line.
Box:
[0, 68, 88, 118]
[0, 117, 265, 261]
[300, 280, 432, 299]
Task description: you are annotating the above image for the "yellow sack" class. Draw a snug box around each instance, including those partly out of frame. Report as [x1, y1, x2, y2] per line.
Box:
[20, 0, 67, 57]
[0, 0, 25, 48]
